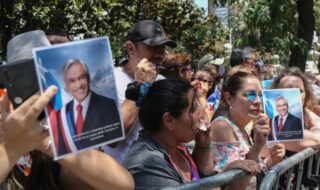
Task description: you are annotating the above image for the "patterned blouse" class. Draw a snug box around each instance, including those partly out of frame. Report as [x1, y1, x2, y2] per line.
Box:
[211, 116, 256, 190]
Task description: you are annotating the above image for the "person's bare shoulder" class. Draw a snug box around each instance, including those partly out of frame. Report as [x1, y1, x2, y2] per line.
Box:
[210, 120, 237, 143]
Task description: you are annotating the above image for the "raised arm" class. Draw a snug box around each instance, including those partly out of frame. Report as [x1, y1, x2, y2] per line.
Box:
[120, 58, 157, 134]
[247, 114, 270, 162]
[192, 124, 214, 176]
[58, 150, 134, 190]
[121, 100, 139, 134]
[0, 86, 57, 182]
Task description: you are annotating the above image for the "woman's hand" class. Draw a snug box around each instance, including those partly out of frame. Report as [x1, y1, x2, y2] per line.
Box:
[1, 86, 57, 156]
[222, 159, 261, 176]
[267, 143, 285, 167]
[194, 118, 211, 148]
[253, 113, 270, 148]
[192, 80, 209, 98]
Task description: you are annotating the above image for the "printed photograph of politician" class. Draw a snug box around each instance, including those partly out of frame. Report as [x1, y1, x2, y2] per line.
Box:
[262, 88, 304, 142]
[33, 37, 124, 159]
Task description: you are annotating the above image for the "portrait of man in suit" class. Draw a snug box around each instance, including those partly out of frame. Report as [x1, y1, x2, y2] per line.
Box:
[269, 96, 303, 141]
[54, 59, 122, 156]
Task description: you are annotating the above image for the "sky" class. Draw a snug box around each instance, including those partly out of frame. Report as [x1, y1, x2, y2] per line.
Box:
[194, 0, 208, 14]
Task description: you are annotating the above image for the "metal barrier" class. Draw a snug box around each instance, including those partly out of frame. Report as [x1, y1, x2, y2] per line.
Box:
[162, 148, 320, 190]
[259, 148, 320, 190]
[162, 169, 249, 190]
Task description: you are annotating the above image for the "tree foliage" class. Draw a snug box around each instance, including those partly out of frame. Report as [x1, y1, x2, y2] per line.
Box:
[1, 0, 319, 71]
[230, 0, 315, 70]
[1, 0, 226, 66]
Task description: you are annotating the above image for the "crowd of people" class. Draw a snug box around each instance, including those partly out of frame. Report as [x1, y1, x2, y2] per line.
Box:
[1, 19, 320, 190]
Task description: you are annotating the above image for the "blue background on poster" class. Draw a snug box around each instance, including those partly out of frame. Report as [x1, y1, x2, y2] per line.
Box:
[34, 37, 118, 104]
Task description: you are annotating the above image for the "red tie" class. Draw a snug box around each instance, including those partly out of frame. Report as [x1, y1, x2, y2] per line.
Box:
[76, 104, 84, 138]
[278, 117, 284, 133]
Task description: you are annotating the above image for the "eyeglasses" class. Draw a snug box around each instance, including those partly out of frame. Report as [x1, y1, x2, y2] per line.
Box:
[192, 77, 212, 84]
[244, 90, 263, 102]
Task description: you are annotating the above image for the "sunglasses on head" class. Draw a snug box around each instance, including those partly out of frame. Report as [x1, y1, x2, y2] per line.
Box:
[245, 90, 263, 102]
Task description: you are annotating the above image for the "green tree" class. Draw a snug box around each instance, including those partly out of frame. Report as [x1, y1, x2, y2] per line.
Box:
[230, 0, 315, 71]
[1, 0, 219, 67]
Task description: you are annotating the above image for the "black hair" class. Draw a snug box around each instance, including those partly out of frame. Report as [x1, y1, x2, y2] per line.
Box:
[45, 27, 68, 39]
[229, 48, 243, 67]
[2, 151, 60, 190]
[126, 79, 195, 132]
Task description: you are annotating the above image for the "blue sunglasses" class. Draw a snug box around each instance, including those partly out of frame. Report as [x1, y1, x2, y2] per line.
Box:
[245, 90, 263, 102]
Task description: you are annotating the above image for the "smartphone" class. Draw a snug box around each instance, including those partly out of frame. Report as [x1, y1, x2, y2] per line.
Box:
[0, 59, 45, 119]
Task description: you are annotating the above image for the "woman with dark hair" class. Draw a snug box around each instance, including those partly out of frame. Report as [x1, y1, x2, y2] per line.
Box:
[123, 79, 261, 189]
[0, 86, 134, 190]
[270, 67, 320, 151]
[210, 69, 285, 189]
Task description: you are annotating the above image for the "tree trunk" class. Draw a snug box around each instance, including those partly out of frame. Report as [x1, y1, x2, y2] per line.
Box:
[288, 0, 314, 71]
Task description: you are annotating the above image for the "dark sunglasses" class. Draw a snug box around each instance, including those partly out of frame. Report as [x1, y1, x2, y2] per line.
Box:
[192, 77, 212, 84]
[244, 90, 263, 102]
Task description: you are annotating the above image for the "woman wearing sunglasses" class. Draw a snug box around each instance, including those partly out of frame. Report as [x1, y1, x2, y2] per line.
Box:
[210, 67, 285, 189]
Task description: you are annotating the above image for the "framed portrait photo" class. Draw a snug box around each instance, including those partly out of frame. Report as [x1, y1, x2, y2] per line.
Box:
[262, 88, 304, 142]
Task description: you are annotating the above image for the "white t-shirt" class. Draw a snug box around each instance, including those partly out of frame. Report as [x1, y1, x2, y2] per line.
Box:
[103, 66, 164, 163]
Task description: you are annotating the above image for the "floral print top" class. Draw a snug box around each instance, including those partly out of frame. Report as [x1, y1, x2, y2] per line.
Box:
[211, 116, 253, 172]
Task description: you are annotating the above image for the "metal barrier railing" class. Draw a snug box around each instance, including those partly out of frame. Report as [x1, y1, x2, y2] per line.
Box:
[259, 148, 320, 190]
[162, 169, 249, 190]
[162, 148, 320, 190]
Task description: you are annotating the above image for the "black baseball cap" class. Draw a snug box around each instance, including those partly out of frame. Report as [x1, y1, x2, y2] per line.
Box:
[127, 20, 177, 48]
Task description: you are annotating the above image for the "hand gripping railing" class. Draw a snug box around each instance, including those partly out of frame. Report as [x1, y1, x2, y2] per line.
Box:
[259, 148, 319, 190]
[162, 148, 319, 190]
[162, 169, 249, 190]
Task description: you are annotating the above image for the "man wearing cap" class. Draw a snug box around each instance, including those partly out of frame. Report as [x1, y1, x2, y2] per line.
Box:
[103, 20, 176, 163]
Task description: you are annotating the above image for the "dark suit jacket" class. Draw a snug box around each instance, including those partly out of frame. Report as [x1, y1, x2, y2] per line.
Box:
[55, 91, 122, 156]
[271, 113, 303, 140]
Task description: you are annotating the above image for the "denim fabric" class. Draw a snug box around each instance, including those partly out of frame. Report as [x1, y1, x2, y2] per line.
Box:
[123, 132, 184, 190]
